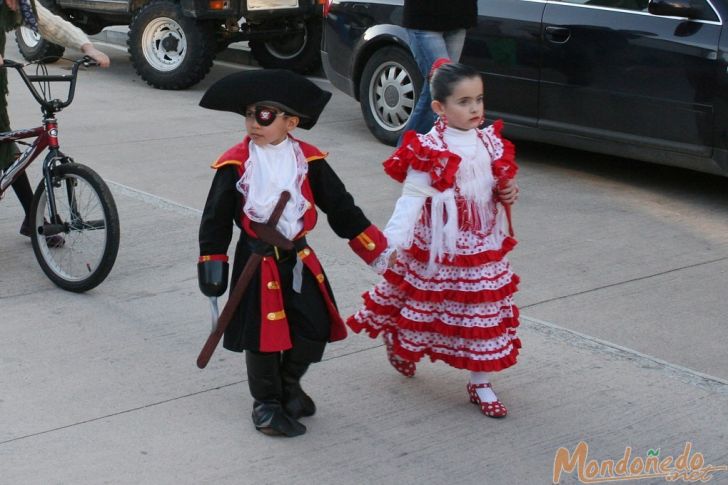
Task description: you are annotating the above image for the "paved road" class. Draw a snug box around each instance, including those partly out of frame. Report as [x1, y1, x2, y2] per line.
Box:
[1, 38, 727, 484]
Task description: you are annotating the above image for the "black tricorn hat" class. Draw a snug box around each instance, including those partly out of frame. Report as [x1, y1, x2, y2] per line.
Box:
[199, 69, 332, 130]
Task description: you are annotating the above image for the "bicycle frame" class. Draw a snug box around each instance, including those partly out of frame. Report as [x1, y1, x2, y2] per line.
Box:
[0, 57, 93, 232]
[0, 116, 69, 222]
[0, 57, 119, 292]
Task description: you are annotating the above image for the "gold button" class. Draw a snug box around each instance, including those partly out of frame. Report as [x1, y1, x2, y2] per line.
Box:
[266, 311, 285, 321]
[316, 274, 325, 283]
[267, 281, 280, 290]
[366, 243, 375, 250]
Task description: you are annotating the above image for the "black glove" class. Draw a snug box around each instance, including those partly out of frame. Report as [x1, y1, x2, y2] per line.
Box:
[198, 260, 229, 297]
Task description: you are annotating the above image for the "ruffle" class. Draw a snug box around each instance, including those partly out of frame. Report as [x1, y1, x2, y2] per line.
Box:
[382, 130, 461, 191]
[382, 271, 520, 304]
[406, 236, 517, 267]
[358, 292, 520, 339]
[346, 313, 381, 337]
[364, 287, 514, 316]
[347, 309, 519, 348]
[363, 287, 519, 320]
[395, 334, 521, 372]
[403, 343, 520, 372]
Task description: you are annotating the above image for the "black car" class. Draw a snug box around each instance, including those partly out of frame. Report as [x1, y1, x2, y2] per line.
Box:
[321, 0, 728, 176]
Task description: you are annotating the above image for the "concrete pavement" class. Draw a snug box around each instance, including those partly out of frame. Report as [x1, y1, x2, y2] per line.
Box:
[1, 32, 727, 485]
[3, 182, 727, 484]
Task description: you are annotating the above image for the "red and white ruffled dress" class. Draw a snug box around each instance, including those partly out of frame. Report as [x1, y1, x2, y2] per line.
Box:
[347, 121, 521, 372]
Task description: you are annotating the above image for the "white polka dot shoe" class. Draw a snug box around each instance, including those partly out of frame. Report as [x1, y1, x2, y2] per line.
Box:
[467, 382, 507, 418]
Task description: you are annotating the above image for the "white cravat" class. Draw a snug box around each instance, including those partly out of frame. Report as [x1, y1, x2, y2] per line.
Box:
[237, 138, 307, 240]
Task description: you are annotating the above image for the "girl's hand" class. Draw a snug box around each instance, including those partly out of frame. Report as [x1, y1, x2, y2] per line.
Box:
[498, 179, 519, 205]
[5, 0, 18, 11]
[387, 249, 398, 269]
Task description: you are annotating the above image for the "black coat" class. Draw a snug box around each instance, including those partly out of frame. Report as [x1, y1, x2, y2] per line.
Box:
[199, 156, 374, 352]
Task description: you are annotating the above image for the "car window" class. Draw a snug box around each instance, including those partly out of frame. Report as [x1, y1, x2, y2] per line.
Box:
[557, 0, 719, 21]
[570, 0, 649, 11]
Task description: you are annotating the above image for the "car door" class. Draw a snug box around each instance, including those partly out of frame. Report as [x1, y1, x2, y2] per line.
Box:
[465, 0, 546, 127]
[539, 0, 722, 156]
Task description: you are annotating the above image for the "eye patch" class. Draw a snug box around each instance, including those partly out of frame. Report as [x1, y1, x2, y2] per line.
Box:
[244, 107, 283, 126]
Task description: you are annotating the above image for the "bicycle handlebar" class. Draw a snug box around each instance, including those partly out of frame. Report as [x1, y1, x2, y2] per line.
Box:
[0, 57, 97, 113]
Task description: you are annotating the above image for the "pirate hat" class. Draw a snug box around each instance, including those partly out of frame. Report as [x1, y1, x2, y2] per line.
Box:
[199, 69, 332, 129]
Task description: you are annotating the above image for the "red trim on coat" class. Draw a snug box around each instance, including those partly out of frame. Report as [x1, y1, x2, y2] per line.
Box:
[259, 257, 293, 352]
[211, 136, 328, 171]
[299, 247, 348, 342]
[348, 224, 387, 264]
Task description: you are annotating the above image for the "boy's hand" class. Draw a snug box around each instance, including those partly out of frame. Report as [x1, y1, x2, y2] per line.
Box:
[497, 178, 519, 205]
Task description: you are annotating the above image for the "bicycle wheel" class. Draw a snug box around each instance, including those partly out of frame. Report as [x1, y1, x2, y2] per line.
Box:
[30, 163, 120, 292]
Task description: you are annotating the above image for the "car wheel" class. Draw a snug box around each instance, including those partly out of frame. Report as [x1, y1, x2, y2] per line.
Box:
[359, 46, 422, 146]
[127, 0, 216, 90]
[14, 26, 65, 64]
[249, 17, 321, 74]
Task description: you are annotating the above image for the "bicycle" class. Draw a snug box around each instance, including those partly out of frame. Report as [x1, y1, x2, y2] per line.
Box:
[0, 57, 120, 293]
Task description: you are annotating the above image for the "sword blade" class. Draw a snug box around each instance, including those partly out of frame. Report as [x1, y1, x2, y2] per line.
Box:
[208, 297, 219, 333]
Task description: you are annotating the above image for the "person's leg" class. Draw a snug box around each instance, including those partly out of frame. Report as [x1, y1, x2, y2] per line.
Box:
[280, 335, 326, 419]
[12, 172, 65, 247]
[12, 173, 34, 236]
[443, 28, 467, 63]
[12, 172, 34, 218]
[2, 144, 31, 224]
[279, 259, 330, 419]
[399, 29, 451, 143]
[246, 350, 307, 437]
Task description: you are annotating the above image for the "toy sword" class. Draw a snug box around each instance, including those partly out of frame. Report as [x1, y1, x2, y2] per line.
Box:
[197, 191, 293, 369]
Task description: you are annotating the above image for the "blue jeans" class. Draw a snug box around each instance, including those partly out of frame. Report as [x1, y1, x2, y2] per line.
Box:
[399, 28, 467, 144]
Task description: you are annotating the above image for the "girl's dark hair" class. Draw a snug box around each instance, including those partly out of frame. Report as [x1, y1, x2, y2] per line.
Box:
[430, 62, 481, 102]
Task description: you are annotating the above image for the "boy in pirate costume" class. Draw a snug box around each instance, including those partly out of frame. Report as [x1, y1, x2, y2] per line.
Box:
[197, 70, 387, 437]
[1, 0, 109, 241]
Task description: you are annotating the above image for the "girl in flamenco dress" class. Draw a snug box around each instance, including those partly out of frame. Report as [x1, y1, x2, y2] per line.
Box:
[347, 60, 521, 418]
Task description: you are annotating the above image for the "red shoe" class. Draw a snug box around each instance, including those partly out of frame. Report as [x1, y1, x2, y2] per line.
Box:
[467, 382, 507, 418]
[384, 333, 415, 378]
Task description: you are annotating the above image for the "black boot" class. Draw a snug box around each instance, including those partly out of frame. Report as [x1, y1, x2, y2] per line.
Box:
[281, 336, 326, 419]
[245, 351, 306, 437]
